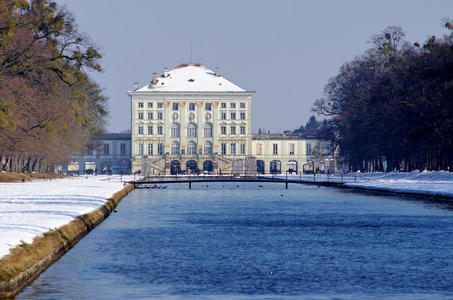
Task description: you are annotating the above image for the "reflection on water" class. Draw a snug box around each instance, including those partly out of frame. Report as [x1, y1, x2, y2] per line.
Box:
[18, 183, 453, 299]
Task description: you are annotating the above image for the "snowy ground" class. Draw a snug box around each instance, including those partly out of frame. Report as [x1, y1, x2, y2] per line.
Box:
[1, 171, 453, 260]
[0, 175, 137, 259]
[267, 170, 453, 197]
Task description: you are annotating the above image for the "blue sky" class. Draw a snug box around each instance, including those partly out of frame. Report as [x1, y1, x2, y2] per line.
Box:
[55, 0, 453, 133]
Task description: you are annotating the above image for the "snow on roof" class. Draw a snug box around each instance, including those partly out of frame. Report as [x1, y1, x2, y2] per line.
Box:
[137, 64, 246, 92]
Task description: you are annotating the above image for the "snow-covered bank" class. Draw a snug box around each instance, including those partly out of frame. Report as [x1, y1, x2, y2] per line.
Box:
[266, 171, 453, 198]
[0, 175, 137, 259]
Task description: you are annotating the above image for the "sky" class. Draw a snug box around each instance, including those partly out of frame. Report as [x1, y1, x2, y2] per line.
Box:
[54, 0, 453, 134]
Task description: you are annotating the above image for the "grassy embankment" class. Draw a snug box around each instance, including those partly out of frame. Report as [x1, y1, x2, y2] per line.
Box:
[0, 172, 67, 182]
[0, 173, 135, 298]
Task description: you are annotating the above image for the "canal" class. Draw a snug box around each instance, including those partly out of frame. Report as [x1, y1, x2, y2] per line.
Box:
[18, 183, 453, 299]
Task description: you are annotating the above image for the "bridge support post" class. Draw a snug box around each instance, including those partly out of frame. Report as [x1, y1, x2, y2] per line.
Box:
[285, 181, 288, 189]
[189, 181, 192, 189]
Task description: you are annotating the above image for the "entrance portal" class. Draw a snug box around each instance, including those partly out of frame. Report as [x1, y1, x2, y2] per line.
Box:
[170, 160, 181, 175]
[256, 160, 265, 174]
[203, 160, 213, 172]
[186, 160, 197, 173]
[270, 160, 281, 174]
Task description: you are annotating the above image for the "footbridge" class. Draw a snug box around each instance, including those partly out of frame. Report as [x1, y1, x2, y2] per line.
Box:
[127, 174, 345, 189]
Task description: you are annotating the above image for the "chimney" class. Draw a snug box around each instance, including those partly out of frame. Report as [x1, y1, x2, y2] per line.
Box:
[152, 73, 157, 84]
[133, 82, 139, 90]
[215, 67, 220, 77]
[164, 67, 169, 77]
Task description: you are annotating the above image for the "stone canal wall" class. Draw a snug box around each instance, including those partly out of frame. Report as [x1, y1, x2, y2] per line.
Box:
[0, 183, 135, 298]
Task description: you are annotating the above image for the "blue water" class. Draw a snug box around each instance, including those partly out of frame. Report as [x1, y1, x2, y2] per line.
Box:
[18, 183, 453, 299]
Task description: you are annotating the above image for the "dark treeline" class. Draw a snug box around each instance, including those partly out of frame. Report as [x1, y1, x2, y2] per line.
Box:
[313, 22, 453, 172]
[0, 0, 107, 172]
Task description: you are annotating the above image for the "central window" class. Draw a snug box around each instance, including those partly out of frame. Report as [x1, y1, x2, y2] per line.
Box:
[172, 103, 179, 110]
[187, 141, 197, 155]
[189, 103, 196, 111]
[187, 123, 197, 137]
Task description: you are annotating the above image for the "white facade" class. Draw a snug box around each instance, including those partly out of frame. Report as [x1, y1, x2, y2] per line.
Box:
[128, 64, 255, 174]
[251, 134, 319, 174]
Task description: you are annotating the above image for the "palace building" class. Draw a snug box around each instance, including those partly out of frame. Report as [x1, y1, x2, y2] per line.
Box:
[128, 63, 324, 175]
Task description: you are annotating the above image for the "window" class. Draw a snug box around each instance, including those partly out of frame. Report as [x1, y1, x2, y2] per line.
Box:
[205, 103, 212, 111]
[103, 143, 109, 155]
[204, 123, 213, 137]
[148, 143, 153, 155]
[172, 102, 179, 110]
[157, 125, 163, 135]
[120, 143, 126, 155]
[138, 126, 144, 135]
[256, 143, 262, 155]
[157, 102, 163, 108]
[221, 102, 226, 108]
[157, 112, 163, 120]
[221, 126, 226, 135]
[240, 126, 246, 135]
[240, 143, 246, 155]
[290, 143, 295, 155]
[306, 143, 312, 155]
[230, 112, 236, 120]
[221, 112, 226, 120]
[148, 112, 153, 120]
[138, 102, 143, 108]
[230, 143, 236, 155]
[187, 141, 197, 155]
[221, 143, 227, 155]
[273, 144, 278, 155]
[158, 143, 163, 155]
[147, 102, 153, 108]
[138, 143, 144, 155]
[189, 103, 196, 111]
[240, 102, 246, 108]
[230, 126, 236, 135]
[138, 112, 143, 120]
[171, 123, 180, 137]
[240, 112, 246, 120]
[171, 141, 180, 155]
[204, 141, 213, 155]
[147, 125, 153, 135]
[230, 102, 236, 108]
[187, 123, 197, 137]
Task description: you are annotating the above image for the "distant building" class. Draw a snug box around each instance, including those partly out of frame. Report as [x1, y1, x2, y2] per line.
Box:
[64, 133, 131, 174]
[128, 64, 255, 175]
[252, 133, 320, 174]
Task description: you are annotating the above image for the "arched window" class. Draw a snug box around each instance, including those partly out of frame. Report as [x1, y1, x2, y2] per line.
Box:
[187, 123, 197, 137]
[171, 123, 180, 137]
[204, 141, 213, 155]
[187, 141, 197, 155]
[204, 123, 213, 137]
[171, 141, 180, 155]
